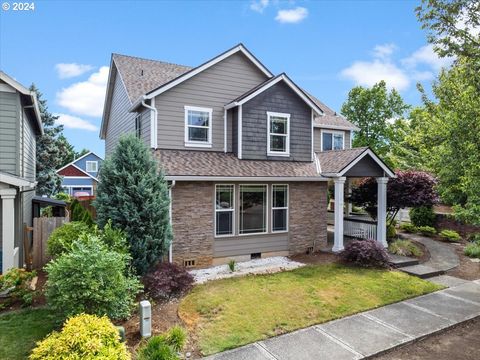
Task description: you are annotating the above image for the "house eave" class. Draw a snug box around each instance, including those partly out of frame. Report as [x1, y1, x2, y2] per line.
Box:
[165, 175, 328, 182]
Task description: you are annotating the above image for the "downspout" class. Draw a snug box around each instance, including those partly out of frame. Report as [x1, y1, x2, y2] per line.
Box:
[141, 98, 157, 149]
[168, 180, 176, 263]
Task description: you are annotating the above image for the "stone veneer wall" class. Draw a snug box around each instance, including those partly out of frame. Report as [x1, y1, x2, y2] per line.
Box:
[171, 181, 328, 268]
[289, 182, 327, 254]
[171, 182, 214, 267]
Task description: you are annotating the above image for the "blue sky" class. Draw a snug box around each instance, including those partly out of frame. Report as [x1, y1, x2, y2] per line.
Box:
[0, 0, 451, 157]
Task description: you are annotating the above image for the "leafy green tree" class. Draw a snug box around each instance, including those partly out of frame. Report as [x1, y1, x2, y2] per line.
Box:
[340, 81, 409, 166]
[94, 135, 172, 275]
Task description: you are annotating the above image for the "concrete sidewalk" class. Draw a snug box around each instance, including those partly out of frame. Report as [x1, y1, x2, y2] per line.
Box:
[204, 280, 480, 360]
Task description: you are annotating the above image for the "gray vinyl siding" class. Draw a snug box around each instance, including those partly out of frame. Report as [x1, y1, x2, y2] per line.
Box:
[155, 52, 268, 151]
[0, 90, 19, 176]
[230, 107, 237, 155]
[213, 182, 289, 257]
[241, 81, 312, 161]
[105, 68, 136, 156]
[139, 108, 151, 145]
[21, 110, 36, 181]
[313, 128, 351, 152]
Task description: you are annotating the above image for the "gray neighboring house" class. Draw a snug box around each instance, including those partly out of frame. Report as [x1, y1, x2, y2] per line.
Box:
[0, 71, 43, 274]
[100, 44, 395, 268]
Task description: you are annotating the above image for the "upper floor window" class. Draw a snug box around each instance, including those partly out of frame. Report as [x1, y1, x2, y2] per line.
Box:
[86, 161, 98, 173]
[135, 114, 141, 139]
[184, 105, 212, 148]
[322, 131, 344, 151]
[267, 112, 290, 156]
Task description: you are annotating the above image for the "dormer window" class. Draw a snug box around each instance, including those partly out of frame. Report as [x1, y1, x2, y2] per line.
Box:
[86, 161, 98, 173]
[267, 111, 290, 157]
[184, 106, 212, 148]
[321, 130, 344, 151]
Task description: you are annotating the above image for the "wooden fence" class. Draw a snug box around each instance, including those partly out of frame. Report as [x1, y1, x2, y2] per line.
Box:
[31, 217, 69, 270]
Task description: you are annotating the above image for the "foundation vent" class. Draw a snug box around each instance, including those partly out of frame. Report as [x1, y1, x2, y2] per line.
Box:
[251, 253, 261, 260]
[183, 259, 196, 267]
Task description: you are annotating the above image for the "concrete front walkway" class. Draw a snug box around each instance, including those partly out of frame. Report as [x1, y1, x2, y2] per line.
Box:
[204, 281, 480, 360]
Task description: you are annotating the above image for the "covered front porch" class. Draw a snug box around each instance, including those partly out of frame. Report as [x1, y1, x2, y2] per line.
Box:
[316, 147, 396, 252]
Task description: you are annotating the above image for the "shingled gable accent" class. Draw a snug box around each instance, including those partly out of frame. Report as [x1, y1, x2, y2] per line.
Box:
[57, 165, 88, 177]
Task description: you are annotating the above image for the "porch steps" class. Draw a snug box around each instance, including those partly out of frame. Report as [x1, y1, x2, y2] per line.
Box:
[399, 264, 445, 279]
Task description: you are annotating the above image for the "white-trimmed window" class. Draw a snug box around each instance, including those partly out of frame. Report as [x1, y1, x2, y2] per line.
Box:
[240, 185, 267, 235]
[272, 184, 288, 232]
[85, 161, 98, 173]
[184, 105, 212, 147]
[321, 130, 344, 151]
[215, 185, 235, 236]
[267, 112, 290, 156]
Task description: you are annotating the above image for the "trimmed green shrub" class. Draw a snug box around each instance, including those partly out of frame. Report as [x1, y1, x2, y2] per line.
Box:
[388, 239, 423, 257]
[29, 314, 130, 360]
[47, 221, 91, 258]
[0, 268, 37, 308]
[399, 223, 417, 233]
[417, 226, 437, 237]
[439, 229, 462, 242]
[410, 206, 436, 227]
[137, 326, 187, 360]
[464, 243, 480, 258]
[70, 198, 94, 226]
[45, 235, 142, 320]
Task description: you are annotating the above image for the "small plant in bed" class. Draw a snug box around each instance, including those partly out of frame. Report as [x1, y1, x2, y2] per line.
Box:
[439, 229, 462, 242]
[417, 226, 437, 237]
[143, 262, 194, 300]
[464, 243, 480, 258]
[399, 223, 417, 233]
[228, 259, 236, 272]
[137, 326, 187, 360]
[389, 239, 423, 257]
[341, 240, 390, 268]
[0, 268, 37, 310]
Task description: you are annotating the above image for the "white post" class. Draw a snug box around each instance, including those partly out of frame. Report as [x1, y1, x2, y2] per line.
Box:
[139, 300, 152, 338]
[1, 188, 17, 273]
[376, 177, 389, 247]
[333, 177, 346, 252]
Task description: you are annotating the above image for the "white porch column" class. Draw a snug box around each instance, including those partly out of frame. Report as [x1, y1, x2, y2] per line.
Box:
[376, 177, 389, 248]
[1, 188, 17, 273]
[333, 177, 346, 252]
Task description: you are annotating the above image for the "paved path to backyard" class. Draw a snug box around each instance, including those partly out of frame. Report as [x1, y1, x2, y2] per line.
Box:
[204, 280, 480, 360]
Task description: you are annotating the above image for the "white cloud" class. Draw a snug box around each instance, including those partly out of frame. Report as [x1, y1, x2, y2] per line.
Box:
[275, 7, 308, 24]
[55, 63, 94, 79]
[401, 44, 454, 71]
[55, 113, 98, 132]
[372, 43, 397, 59]
[341, 59, 410, 91]
[250, 0, 269, 13]
[56, 66, 109, 117]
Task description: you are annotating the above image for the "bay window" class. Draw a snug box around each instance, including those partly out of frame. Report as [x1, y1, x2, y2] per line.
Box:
[322, 131, 344, 151]
[184, 105, 212, 147]
[240, 185, 267, 234]
[267, 112, 290, 156]
[272, 184, 288, 232]
[215, 185, 234, 236]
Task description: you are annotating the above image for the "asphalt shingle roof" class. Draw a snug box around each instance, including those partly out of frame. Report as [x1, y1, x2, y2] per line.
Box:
[154, 150, 320, 178]
[315, 147, 369, 175]
[305, 92, 358, 130]
[112, 53, 192, 103]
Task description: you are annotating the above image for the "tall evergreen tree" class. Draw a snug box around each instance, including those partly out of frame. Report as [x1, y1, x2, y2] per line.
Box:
[32, 85, 68, 196]
[94, 135, 172, 275]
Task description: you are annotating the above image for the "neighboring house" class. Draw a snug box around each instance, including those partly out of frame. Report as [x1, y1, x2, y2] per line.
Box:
[0, 71, 43, 274]
[100, 44, 395, 268]
[56, 152, 103, 197]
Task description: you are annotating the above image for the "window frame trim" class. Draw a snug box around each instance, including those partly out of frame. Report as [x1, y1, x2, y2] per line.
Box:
[267, 111, 290, 157]
[184, 105, 213, 148]
[85, 161, 98, 173]
[320, 129, 345, 152]
[135, 114, 141, 139]
[214, 184, 235, 238]
[271, 184, 289, 233]
[238, 184, 269, 236]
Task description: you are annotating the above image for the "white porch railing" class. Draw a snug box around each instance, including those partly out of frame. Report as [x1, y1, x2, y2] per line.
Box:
[343, 217, 377, 240]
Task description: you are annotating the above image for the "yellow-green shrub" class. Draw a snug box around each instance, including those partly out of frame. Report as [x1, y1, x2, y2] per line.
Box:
[30, 313, 130, 360]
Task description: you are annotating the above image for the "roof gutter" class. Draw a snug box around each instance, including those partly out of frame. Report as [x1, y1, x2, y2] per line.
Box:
[142, 98, 158, 149]
[165, 176, 329, 182]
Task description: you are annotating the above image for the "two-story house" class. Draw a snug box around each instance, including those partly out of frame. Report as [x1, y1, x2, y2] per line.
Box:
[100, 44, 395, 268]
[56, 151, 103, 197]
[0, 71, 43, 273]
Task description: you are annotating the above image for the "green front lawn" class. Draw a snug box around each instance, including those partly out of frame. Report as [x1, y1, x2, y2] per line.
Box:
[0, 308, 61, 360]
[179, 264, 442, 355]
